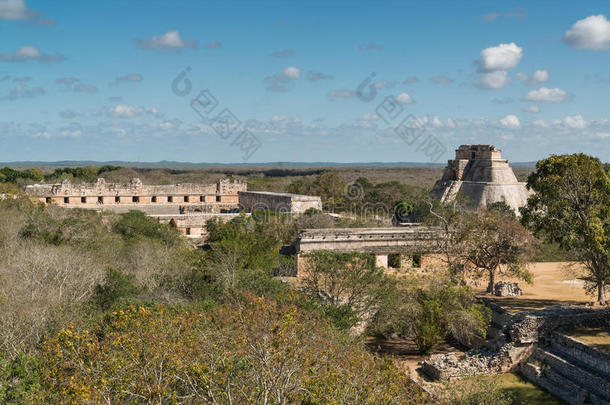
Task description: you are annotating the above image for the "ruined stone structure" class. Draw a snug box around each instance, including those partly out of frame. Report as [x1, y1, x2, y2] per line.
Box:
[25, 178, 247, 208]
[154, 213, 244, 239]
[25, 178, 324, 239]
[431, 145, 531, 213]
[238, 191, 323, 214]
[422, 302, 610, 405]
[294, 226, 443, 277]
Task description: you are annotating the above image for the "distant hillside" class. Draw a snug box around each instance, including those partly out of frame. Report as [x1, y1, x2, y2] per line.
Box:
[0, 160, 537, 169]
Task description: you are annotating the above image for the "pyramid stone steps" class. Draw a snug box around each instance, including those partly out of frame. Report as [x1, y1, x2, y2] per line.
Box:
[431, 145, 531, 213]
[529, 347, 610, 403]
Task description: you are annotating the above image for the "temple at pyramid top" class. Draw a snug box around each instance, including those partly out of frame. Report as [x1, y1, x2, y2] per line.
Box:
[431, 144, 531, 213]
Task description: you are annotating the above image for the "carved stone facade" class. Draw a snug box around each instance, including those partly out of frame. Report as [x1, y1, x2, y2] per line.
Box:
[431, 144, 532, 213]
[25, 178, 247, 207]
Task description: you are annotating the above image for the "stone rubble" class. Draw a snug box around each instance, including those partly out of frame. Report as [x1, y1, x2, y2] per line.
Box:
[494, 281, 522, 297]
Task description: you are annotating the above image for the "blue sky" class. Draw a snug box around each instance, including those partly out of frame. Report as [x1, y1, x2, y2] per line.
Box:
[1, 0, 609, 163]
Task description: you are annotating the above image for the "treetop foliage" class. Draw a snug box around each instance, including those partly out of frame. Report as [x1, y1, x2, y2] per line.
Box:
[521, 153, 610, 303]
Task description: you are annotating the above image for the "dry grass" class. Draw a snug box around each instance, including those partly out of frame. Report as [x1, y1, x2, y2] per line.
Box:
[472, 262, 592, 312]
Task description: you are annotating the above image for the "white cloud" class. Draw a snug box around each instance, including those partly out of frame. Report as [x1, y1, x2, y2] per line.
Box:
[204, 40, 222, 49]
[476, 70, 510, 89]
[482, 8, 525, 22]
[430, 75, 453, 84]
[522, 105, 541, 113]
[271, 49, 295, 57]
[115, 73, 143, 83]
[593, 132, 610, 139]
[0, 0, 54, 25]
[524, 87, 571, 102]
[0, 45, 64, 62]
[374, 80, 395, 89]
[108, 105, 144, 118]
[283, 66, 301, 79]
[0, 0, 29, 19]
[147, 107, 163, 118]
[563, 114, 588, 129]
[395, 92, 414, 104]
[361, 113, 379, 121]
[159, 121, 175, 130]
[517, 69, 549, 85]
[564, 15, 610, 50]
[359, 43, 383, 51]
[328, 89, 356, 99]
[499, 114, 520, 128]
[137, 30, 197, 50]
[54, 77, 98, 93]
[4, 84, 44, 100]
[59, 129, 82, 138]
[478, 42, 523, 71]
[265, 67, 302, 91]
[532, 119, 549, 128]
[307, 70, 333, 81]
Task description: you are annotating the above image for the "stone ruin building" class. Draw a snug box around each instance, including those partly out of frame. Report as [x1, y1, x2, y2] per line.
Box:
[25, 177, 247, 208]
[422, 301, 610, 405]
[294, 227, 444, 277]
[431, 144, 531, 213]
[25, 178, 323, 239]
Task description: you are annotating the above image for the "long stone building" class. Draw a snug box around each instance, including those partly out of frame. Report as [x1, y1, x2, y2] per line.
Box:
[295, 226, 443, 277]
[25, 177, 246, 209]
[431, 144, 531, 213]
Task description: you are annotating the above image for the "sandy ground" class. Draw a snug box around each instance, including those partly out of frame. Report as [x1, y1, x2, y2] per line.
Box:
[472, 261, 594, 312]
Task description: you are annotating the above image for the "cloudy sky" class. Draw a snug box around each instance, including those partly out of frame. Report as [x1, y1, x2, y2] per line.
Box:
[1, 0, 609, 163]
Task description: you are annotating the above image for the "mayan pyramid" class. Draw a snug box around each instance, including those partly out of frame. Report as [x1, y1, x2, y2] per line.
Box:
[431, 144, 531, 213]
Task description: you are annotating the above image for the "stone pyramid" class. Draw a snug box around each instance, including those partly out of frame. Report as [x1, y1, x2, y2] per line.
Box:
[431, 144, 531, 213]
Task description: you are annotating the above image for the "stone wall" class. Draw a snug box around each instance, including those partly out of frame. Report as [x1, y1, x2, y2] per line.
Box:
[238, 191, 322, 214]
[550, 332, 610, 376]
[520, 332, 610, 405]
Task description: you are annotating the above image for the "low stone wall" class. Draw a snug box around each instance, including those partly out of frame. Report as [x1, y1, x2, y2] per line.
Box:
[509, 307, 610, 345]
[238, 191, 322, 214]
[479, 298, 512, 329]
[551, 332, 610, 376]
[526, 346, 610, 403]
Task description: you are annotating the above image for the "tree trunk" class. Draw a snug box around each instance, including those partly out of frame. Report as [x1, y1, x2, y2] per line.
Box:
[486, 269, 495, 294]
[597, 282, 606, 305]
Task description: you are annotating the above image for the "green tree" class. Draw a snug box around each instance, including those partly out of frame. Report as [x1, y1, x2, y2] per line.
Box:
[521, 154, 610, 304]
[486, 201, 516, 219]
[302, 250, 394, 328]
[112, 210, 180, 246]
[459, 210, 536, 293]
[39, 299, 425, 404]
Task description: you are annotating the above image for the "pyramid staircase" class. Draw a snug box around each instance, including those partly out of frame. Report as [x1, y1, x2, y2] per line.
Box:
[520, 333, 610, 405]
